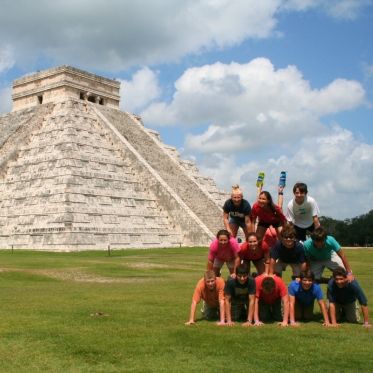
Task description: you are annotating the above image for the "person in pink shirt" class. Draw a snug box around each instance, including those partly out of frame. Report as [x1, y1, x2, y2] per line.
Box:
[207, 229, 240, 278]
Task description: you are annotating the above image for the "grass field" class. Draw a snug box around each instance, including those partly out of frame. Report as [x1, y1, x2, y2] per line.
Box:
[0, 247, 372, 372]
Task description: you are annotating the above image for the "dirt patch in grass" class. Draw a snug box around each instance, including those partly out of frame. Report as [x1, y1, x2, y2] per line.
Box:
[0, 267, 155, 283]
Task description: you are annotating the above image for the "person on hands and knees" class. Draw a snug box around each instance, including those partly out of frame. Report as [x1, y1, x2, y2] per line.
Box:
[303, 227, 354, 283]
[254, 274, 289, 327]
[327, 267, 371, 328]
[269, 224, 307, 278]
[288, 270, 330, 327]
[186, 270, 226, 326]
[207, 229, 241, 278]
[224, 264, 256, 327]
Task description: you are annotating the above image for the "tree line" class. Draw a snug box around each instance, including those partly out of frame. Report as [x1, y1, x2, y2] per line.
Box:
[319, 210, 373, 247]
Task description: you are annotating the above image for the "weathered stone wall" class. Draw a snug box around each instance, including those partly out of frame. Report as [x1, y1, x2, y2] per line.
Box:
[96, 105, 224, 236]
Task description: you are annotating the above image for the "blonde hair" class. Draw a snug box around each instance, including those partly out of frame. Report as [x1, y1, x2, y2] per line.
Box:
[231, 184, 243, 196]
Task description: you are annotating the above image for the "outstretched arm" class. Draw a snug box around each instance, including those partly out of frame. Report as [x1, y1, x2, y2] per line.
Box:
[185, 300, 198, 325]
[318, 299, 330, 326]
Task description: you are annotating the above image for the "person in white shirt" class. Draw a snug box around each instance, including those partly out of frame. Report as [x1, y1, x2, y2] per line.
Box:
[286, 182, 320, 241]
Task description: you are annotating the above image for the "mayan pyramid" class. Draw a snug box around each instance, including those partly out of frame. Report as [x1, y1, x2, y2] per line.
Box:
[0, 66, 227, 250]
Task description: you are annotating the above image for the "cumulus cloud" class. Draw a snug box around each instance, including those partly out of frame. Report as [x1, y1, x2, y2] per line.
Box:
[196, 126, 373, 219]
[119, 67, 161, 113]
[142, 58, 365, 155]
[0, 44, 15, 73]
[0, 0, 280, 71]
[0, 1, 370, 72]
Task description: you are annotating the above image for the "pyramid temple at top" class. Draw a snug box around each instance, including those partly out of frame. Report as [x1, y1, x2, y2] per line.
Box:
[0, 66, 227, 250]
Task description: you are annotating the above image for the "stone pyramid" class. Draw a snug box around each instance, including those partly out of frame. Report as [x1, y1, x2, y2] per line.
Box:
[0, 66, 227, 250]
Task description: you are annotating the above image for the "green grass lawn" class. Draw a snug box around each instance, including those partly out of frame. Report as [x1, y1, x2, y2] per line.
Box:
[0, 248, 372, 372]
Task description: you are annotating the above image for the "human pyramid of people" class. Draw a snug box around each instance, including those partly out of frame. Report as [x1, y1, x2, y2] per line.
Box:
[186, 172, 371, 328]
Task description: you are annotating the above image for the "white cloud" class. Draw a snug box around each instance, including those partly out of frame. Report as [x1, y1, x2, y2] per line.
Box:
[142, 58, 365, 155]
[0, 0, 281, 71]
[0, 86, 12, 114]
[119, 67, 161, 113]
[196, 126, 373, 219]
[0, 1, 370, 72]
[0, 44, 15, 73]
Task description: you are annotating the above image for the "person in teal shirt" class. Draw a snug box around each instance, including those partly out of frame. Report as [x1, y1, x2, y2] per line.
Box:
[303, 227, 353, 282]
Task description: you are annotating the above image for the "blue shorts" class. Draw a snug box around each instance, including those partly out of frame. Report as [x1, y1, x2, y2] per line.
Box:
[229, 216, 246, 229]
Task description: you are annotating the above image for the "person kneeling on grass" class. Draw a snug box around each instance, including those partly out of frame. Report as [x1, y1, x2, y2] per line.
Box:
[288, 270, 330, 327]
[254, 274, 289, 327]
[185, 270, 225, 326]
[224, 264, 256, 326]
[327, 267, 371, 328]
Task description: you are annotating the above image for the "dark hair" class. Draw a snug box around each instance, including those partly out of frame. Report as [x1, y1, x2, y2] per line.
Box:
[262, 277, 275, 293]
[247, 231, 259, 241]
[300, 270, 315, 281]
[216, 229, 230, 239]
[236, 263, 249, 276]
[293, 182, 308, 194]
[259, 191, 277, 214]
[311, 227, 327, 242]
[280, 224, 296, 239]
[332, 267, 347, 278]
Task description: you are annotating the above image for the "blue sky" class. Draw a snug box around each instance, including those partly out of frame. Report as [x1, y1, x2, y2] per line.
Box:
[0, 0, 372, 220]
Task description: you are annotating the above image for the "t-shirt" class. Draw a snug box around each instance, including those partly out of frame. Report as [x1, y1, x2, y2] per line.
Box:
[288, 280, 323, 306]
[223, 199, 251, 222]
[250, 202, 286, 226]
[270, 240, 306, 263]
[303, 236, 341, 261]
[239, 241, 268, 261]
[255, 274, 287, 305]
[286, 196, 320, 228]
[327, 279, 368, 306]
[192, 277, 225, 307]
[208, 237, 240, 262]
[224, 276, 256, 304]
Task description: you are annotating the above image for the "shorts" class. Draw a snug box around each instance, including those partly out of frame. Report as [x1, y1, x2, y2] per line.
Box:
[295, 301, 314, 321]
[309, 251, 345, 280]
[294, 224, 314, 242]
[333, 301, 360, 323]
[201, 301, 220, 320]
[213, 258, 235, 272]
[275, 260, 303, 277]
[258, 221, 281, 229]
[258, 298, 282, 322]
[228, 216, 247, 230]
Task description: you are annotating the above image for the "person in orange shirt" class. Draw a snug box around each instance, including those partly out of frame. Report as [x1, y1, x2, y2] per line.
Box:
[185, 270, 225, 325]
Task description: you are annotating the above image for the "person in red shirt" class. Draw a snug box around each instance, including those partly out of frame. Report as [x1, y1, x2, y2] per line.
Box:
[185, 270, 225, 325]
[239, 232, 270, 275]
[250, 191, 287, 243]
[254, 274, 289, 327]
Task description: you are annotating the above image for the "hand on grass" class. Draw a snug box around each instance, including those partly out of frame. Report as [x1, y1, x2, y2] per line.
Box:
[254, 321, 263, 327]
